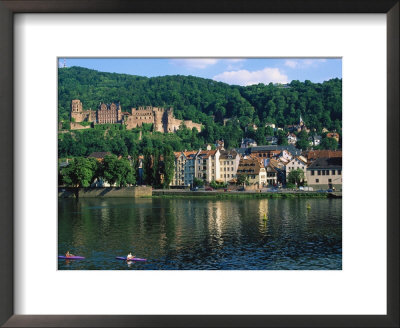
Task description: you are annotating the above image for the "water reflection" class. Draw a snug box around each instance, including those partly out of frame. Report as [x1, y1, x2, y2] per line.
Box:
[58, 198, 342, 270]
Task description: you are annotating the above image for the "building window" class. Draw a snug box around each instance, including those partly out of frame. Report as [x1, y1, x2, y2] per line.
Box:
[328, 179, 332, 182]
[311, 171, 315, 176]
[338, 170, 342, 175]
[316, 179, 319, 183]
[332, 170, 336, 175]
[318, 170, 321, 175]
[325, 170, 329, 175]
[322, 170, 325, 175]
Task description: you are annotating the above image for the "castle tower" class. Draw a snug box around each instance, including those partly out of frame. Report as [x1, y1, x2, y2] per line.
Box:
[117, 102, 122, 122]
[71, 99, 82, 112]
[71, 99, 84, 122]
[166, 108, 175, 132]
[153, 107, 164, 133]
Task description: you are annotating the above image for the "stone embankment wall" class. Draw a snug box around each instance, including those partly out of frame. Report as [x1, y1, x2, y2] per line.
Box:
[307, 184, 342, 191]
[58, 186, 152, 198]
[70, 122, 91, 130]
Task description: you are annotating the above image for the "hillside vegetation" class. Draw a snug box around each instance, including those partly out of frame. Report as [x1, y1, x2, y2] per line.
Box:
[58, 66, 341, 157]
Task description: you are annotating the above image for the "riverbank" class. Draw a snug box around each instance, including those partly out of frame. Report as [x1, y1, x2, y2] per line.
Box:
[153, 190, 342, 199]
[58, 186, 152, 198]
[58, 187, 341, 199]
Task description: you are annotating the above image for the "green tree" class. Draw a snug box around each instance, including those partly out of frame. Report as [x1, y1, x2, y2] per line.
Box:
[296, 130, 310, 150]
[277, 130, 288, 146]
[102, 155, 136, 187]
[193, 178, 204, 188]
[265, 126, 274, 136]
[61, 157, 98, 187]
[161, 146, 175, 189]
[236, 174, 249, 186]
[143, 148, 153, 185]
[152, 148, 161, 188]
[210, 180, 226, 189]
[287, 169, 305, 186]
[254, 127, 267, 145]
[320, 137, 338, 150]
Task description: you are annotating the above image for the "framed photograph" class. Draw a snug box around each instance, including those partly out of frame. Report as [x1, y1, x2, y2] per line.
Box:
[0, 1, 398, 327]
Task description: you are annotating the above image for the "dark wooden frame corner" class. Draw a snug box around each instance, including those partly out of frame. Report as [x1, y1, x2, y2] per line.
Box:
[1, 0, 398, 327]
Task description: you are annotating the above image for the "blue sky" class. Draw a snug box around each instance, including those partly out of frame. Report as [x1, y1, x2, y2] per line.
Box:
[59, 58, 341, 86]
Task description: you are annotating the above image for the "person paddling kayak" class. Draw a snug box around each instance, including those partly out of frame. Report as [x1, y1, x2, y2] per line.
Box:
[126, 252, 135, 260]
[65, 251, 75, 258]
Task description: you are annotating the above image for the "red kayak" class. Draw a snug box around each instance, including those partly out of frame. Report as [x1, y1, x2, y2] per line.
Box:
[58, 256, 85, 260]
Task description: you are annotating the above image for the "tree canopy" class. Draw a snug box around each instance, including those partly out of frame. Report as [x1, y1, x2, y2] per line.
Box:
[58, 66, 342, 156]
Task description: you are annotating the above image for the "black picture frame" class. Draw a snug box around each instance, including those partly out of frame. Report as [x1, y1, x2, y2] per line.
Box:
[0, 1, 398, 327]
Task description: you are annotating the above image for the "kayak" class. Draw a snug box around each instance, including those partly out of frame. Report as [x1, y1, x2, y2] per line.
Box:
[58, 256, 85, 260]
[116, 256, 146, 262]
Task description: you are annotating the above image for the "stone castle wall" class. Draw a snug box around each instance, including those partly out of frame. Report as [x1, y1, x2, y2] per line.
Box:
[183, 120, 202, 132]
[70, 122, 91, 130]
[71, 110, 95, 123]
[70, 100, 202, 133]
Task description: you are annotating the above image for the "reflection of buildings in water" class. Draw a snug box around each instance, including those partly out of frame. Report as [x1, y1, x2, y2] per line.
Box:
[158, 201, 179, 253]
[177, 201, 208, 251]
[158, 231, 167, 252]
[99, 200, 110, 232]
[72, 199, 116, 248]
[207, 200, 242, 241]
[70, 200, 102, 247]
[207, 201, 223, 246]
[257, 199, 269, 233]
[257, 199, 269, 218]
[136, 199, 153, 233]
[267, 199, 287, 238]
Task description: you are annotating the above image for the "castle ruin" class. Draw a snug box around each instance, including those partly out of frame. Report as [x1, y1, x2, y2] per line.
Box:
[70, 99, 202, 133]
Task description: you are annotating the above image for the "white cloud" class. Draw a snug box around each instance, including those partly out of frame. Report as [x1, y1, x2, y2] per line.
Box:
[213, 67, 288, 86]
[285, 60, 298, 68]
[285, 59, 327, 69]
[225, 59, 245, 63]
[170, 59, 219, 69]
[224, 59, 245, 70]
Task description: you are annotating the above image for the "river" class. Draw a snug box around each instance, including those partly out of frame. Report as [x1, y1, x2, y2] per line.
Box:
[58, 197, 342, 270]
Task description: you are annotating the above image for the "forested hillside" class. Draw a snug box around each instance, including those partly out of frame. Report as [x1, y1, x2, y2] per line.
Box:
[58, 66, 341, 157]
[58, 66, 341, 132]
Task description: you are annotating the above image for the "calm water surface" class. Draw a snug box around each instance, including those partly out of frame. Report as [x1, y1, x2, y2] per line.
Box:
[58, 198, 342, 270]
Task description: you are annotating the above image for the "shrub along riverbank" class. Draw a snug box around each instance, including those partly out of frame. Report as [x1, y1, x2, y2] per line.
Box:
[58, 187, 341, 199]
[152, 191, 341, 199]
